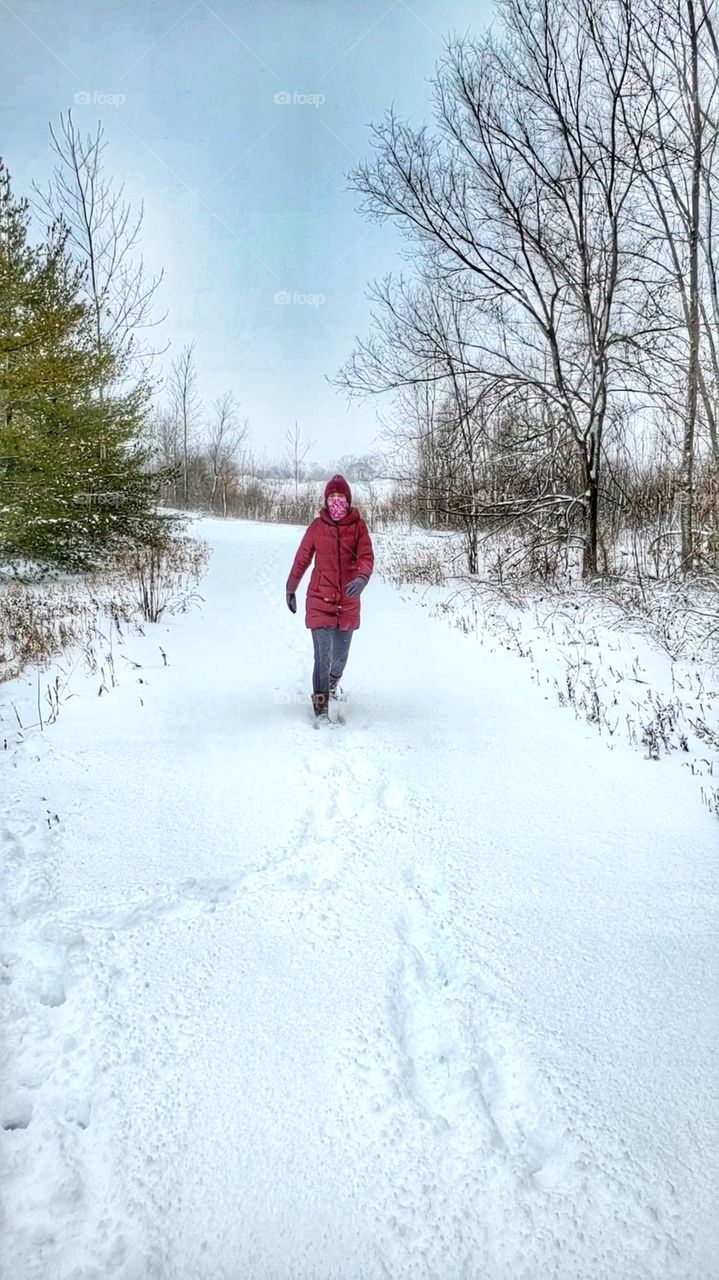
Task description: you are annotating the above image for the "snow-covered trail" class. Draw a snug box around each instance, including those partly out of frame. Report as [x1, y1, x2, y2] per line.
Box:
[2, 517, 717, 1280]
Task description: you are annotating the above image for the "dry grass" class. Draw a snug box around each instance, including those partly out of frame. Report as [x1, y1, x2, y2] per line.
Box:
[0, 583, 125, 686]
[379, 526, 718, 819]
[0, 537, 211, 724]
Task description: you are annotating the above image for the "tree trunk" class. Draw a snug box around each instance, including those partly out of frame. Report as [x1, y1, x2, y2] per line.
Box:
[681, 0, 702, 574]
[581, 450, 600, 578]
[183, 416, 189, 508]
[465, 522, 479, 575]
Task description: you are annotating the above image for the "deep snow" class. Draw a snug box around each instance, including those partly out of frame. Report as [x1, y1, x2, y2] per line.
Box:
[1, 516, 717, 1280]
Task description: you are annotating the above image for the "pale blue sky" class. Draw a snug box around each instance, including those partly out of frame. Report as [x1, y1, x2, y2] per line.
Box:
[2, 0, 493, 462]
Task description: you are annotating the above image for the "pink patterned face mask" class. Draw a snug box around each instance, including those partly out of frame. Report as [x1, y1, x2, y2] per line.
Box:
[327, 493, 349, 521]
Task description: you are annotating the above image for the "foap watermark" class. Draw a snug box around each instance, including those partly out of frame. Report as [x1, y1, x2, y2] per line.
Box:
[274, 290, 325, 308]
[273, 690, 319, 707]
[74, 90, 126, 109]
[273, 90, 325, 108]
[73, 490, 125, 507]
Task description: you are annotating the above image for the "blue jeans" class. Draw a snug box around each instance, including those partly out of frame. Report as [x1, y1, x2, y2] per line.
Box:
[311, 627, 353, 697]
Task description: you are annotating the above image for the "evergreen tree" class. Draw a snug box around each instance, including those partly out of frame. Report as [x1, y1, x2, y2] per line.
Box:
[0, 161, 174, 571]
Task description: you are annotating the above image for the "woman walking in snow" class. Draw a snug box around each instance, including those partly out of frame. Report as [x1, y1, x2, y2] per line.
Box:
[286, 474, 374, 721]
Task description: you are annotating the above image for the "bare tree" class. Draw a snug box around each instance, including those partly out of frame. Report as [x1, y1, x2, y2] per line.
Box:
[33, 112, 166, 471]
[168, 343, 201, 508]
[34, 113, 165, 366]
[341, 0, 646, 575]
[207, 393, 248, 516]
[146, 406, 180, 504]
[623, 0, 719, 570]
[284, 421, 313, 500]
[700, 0, 719, 471]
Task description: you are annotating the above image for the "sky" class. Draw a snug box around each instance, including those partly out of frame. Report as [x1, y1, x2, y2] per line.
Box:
[2, 0, 494, 464]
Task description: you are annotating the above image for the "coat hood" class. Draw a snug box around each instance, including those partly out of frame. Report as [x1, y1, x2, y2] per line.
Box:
[324, 474, 352, 506]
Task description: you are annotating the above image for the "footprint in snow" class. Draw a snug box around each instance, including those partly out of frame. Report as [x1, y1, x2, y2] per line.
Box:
[38, 971, 67, 1008]
[348, 755, 376, 785]
[1, 1090, 34, 1131]
[283, 843, 343, 890]
[394, 870, 585, 1196]
[63, 1095, 92, 1129]
[306, 748, 334, 775]
[382, 780, 406, 811]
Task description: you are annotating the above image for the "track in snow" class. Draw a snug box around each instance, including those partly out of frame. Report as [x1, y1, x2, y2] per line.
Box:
[1, 516, 716, 1280]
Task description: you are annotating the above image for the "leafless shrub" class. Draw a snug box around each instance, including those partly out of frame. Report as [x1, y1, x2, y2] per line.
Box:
[599, 575, 719, 664]
[381, 543, 446, 586]
[110, 535, 210, 623]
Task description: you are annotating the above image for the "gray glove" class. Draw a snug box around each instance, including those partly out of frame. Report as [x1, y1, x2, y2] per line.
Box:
[345, 576, 368, 598]
[286, 591, 297, 613]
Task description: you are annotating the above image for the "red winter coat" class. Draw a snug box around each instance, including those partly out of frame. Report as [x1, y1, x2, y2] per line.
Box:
[286, 476, 374, 631]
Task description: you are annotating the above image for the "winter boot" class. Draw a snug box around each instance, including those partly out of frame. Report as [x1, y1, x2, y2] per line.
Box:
[312, 692, 329, 718]
[329, 674, 340, 700]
